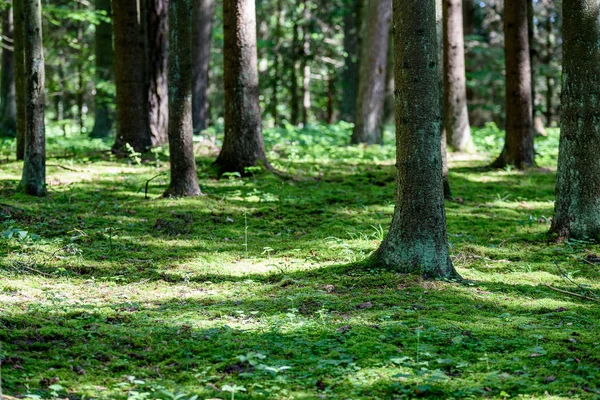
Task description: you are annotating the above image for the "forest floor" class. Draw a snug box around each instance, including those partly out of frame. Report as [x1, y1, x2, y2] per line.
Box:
[0, 124, 599, 400]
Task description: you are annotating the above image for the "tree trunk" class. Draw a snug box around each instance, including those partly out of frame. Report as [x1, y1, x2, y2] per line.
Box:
[164, 0, 200, 197]
[145, 0, 169, 147]
[90, 0, 114, 138]
[0, 6, 17, 136]
[462, 0, 475, 35]
[340, 0, 361, 123]
[437, 0, 452, 199]
[550, 0, 600, 241]
[214, 0, 269, 175]
[491, 0, 534, 169]
[112, 0, 151, 152]
[544, 15, 553, 126]
[18, 0, 46, 197]
[191, 0, 214, 135]
[300, 0, 311, 127]
[443, 0, 472, 151]
[289, 18, 300, 126]
[373, 0, 458, 279]
[13, 0, 25, 160]
[382, 31, 395, 126]
[351, 0, 391, 145]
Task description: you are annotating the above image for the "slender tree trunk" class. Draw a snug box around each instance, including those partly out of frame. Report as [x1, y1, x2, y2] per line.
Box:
[192, 0, 214, 135]
[443, 0, 472, 151]
[269, 0, 283, 125]
[76, 15, 85, 133]
[340, 0, 361, 123]
[382, 31, 395, 125]
[146, 0, 169, 147]
[437, 0, 452, 199]
[0, 7, 17, 135]
[373, 0, 458, 279]
[164, 0, 200, 197]
[112, 0, 151, 152]
[462, 0, 475, 35]
[290, 18, 300, 126]
[550, 0, 600, 241]
[18, 0, 45, 196]
[13, 0, 25, 160]
[491, 0, 534, 169]
[544, 15, 553, 126]
[301, 0, 311, 127]
[327, 71, 335, 124]
[351, 0, 391, 145]
[214, 0, 269, 175]
[90, 0, 114, 138]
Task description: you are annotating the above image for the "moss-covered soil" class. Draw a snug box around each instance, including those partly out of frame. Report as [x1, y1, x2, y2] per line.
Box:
[0, 124, 599, 399]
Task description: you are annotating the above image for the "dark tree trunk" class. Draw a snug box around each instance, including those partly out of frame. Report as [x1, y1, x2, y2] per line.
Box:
[373, 0, 458, 279]
[90, 0, 114, 138]
[270, 0, 283, 125]
[382, 31, 395, 125]
[13, 0, 25, 160]
[491, 0, 534, 169]
[550, 0, 600, 241]
[340, 0, 361, 123]
[145, 0, 169, 147]
[462, 0, 475, 35]
[214, 0, 269, 175]
[437, 0, 452, 199]
[289, 18, 300, 126]
[164, 0, 200, 197]
[112, 0, 151, 152]
[443, 0, 472, 151]
[0, 7, 16, 135]
[544, 15, 553, 126]
[76, 15, 85, 133]
[351, 0, 391, 145]
[192, 0, 214, 135]
[18, 0, 46, 196]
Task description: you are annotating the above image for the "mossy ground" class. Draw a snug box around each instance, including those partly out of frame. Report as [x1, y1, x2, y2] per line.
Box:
[0, 124, 599, 399]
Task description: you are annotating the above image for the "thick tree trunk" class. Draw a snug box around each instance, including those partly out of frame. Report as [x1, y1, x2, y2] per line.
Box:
[340, 0, 361, 123]
[164, 0, 200, 197]
[13, 0, 25, 160]
[351, 0, 391, 145]
[18, 0, 46, 196]
[0, 7, 17, 135]
[550, 0, 600, 241]
[192, 0, 214, 135]
[112, 0, 151, 152]
[443, 0, 472, 151]
[214, 0, 269, 175]
[373, 0, 458, 279]
[491, 0, 534, 169]
[90, 0, 114, 138]
[145, 0, 169, 147]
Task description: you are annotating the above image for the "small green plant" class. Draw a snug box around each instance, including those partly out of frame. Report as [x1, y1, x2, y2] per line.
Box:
[125, 143, 142, 166]
[222, 384, 246, 400]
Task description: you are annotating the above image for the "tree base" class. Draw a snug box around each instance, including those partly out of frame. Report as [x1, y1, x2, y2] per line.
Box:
[163, 183, 201, 198]
[490, 148, 535, 170]
[18, 181, 46, 197]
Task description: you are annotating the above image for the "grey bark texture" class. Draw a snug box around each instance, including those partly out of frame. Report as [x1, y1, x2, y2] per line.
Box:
[192, 0, 214, 135]
[491, 0, 534, 168]
[164, 0, 200, 197]
[550, 0, 600, 241]
[351, 0, 391, 145]
[214, 0, 269, 175]
[90, 0, 114, 138]
[340, 0, 361, 123]
[13, 0, 25, 160]
[443, 0, 472, 151]
[18, 0, 46, 196]
[0, 6, 17, 135]
[373, 0, 459, 279]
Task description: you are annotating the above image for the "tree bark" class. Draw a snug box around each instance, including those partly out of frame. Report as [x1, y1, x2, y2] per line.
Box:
[351, 0, 391, 145]
[549, 0, 600, 241]
[462, 0, 475, 35]
[289, 18, 300, 126]
[13, 0, 25, 160]
[214, 0, 269, 175]
[112, 0, 151, 152]
[340, 0, 361, 123]
[382, 31, 394, 125]
[443, 0, 472, 151]
[0, 6, 17, 135]
[491, 0, 534, 169]
[145, 0, 169, 147]
[164, 0, 200, 197]
[90, 0, 114, 138]
[192, 0, 214, 135]
[18, 0, 46, 197]
[437, 0, 452, 199]
[373, 0, 458, 279]
[301, 0, 311, 127]
[544, 15, 553, 126]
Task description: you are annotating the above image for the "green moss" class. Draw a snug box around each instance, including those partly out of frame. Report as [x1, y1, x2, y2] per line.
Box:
[0, 125, 599, 399]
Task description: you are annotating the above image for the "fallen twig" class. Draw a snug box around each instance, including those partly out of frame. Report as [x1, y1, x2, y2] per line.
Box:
[544, 283, 599, 302]
[47, 164, 85, 172]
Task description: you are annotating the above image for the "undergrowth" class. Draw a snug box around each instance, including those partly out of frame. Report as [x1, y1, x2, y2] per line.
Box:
[0, 123, 599, 399]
